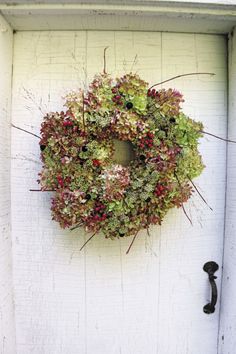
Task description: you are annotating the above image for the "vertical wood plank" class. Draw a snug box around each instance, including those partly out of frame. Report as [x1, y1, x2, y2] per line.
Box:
[218, 28, 236, 354]
[0, 14, 16, 354]
[157, 33, 227, 354]
[11, 31, 88, 354]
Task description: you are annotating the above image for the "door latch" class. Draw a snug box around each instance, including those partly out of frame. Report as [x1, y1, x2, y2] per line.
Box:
[203, 261, 219, 314]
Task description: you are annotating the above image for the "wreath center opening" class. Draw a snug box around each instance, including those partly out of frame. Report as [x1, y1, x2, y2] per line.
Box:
[112, 139, 135, 167]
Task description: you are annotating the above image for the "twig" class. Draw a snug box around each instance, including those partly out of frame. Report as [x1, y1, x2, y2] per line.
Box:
[11, 124, 40, 139]
[103, 46, 109, 74]
[201, 130, 236, 144]
[82, 91, 86, 132]
[174, 172, 193, 226]
[80, 232, 97, 251]
[181, 204, 193, 225]
[12, 155, 41, 165]
[70, 222, 83, 231]
[130, 54, 138, 73]
[187, 176, 213, 211]
[146, 227, 151, 237]
[29, 189, 55, 192]
[126, 230, 139, 254]
[22, 87, 46, 115]
[149, 72, 215, 89]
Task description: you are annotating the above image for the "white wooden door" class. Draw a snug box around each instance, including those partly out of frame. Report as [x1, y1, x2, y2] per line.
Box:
[11, 31, 227, 354]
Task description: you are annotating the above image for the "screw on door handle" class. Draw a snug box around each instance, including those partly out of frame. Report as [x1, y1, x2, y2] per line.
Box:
[203, 261, 219, 314]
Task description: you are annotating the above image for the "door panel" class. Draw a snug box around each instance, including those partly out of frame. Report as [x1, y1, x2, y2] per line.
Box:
[11, 31, 227, 354]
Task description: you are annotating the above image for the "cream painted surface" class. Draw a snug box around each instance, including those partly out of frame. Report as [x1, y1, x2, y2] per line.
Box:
[2, 0, 236, 4]
[11, 31, 227, 354]
[218, 28, 236, 354]
[0, 14, 15, 354]
[1, 0, 236, 33]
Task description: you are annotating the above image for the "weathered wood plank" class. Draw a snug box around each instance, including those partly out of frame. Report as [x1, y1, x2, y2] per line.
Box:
[0, 13, 15, 354]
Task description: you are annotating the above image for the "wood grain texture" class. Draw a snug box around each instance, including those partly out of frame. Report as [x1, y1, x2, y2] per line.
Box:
[0, 14, 16, 354]
[11, 31, 227, 354]
[218, 28, 236, 354]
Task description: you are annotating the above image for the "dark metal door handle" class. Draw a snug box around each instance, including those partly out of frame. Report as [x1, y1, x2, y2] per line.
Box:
[203, 261, 219, 314]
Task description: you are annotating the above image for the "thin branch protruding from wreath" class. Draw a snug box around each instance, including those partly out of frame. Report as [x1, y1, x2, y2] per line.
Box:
[29, 189, 55, 192]
[182, 204, 193, 225]
[80, 232, 97, 251]
[70, 222, 83, 231]
[11, 124, 40, 139]
[201, 130, 236, 144]
[22, 87, 47, 115]
[82, 91, 86, 132]
[103, 47, 109, 74]
[126, 230, 139, 254]
[187, 176, 213, 211]
[174, 172, 193, 226]
[130, 54, 138, 73]
[149, 72, 215, 89]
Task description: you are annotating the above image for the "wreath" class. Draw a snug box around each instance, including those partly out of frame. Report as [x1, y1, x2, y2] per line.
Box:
[37, 68, 206, 251]
[11, 47, 236, 253]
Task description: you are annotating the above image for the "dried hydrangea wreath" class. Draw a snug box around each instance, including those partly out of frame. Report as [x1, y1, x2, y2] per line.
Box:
[13, 49, 234, 253]
[39, 71, 205, 244]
